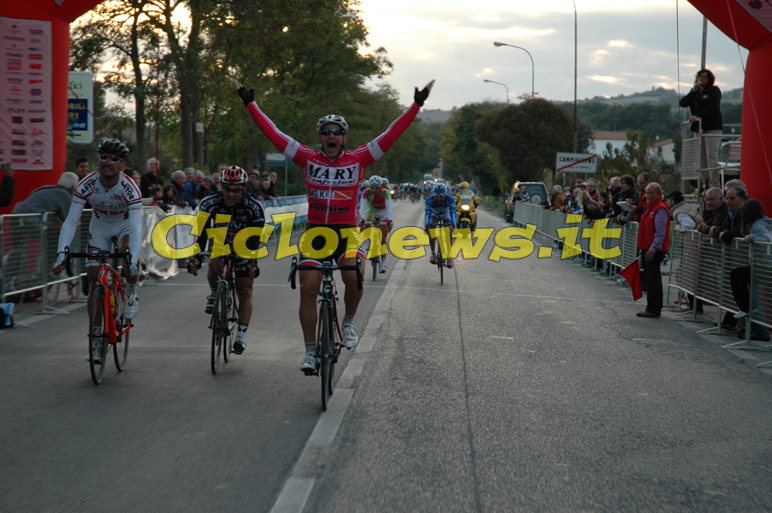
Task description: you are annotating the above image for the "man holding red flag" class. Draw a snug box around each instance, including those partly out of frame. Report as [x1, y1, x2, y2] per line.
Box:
[635, 183, 670, 318]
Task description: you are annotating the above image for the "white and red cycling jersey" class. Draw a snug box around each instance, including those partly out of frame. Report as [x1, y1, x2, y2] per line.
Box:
[247, 102, 421, 225]
[73, 171, 142, 221]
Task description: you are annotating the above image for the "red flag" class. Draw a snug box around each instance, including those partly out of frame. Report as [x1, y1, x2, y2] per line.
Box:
[620, 259, 643, 301]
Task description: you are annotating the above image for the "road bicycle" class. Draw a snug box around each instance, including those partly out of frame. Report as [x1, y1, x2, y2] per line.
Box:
[289, 256, 363, 411]
[64, 247, 132, 385]
[431, 219, 453, 285]
[196, 252, 239, 374]
[363, 220, 390, 281]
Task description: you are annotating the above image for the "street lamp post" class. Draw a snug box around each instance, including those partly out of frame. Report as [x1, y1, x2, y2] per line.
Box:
[493, 41, 534, 99]
[573, 0, 578, 153]
[483, 79, 509, 104]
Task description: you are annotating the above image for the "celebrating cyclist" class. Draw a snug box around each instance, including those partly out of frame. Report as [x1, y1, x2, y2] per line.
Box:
[359, 175, 393, 273]
[52, 139, 142, 361]
[186, 166, 266, 355]
[425, 183, 457, 269]
[235, 77, 434, 374]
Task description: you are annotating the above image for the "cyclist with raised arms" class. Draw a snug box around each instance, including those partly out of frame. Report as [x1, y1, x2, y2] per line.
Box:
[52, 139, 142, 361]
[425, 183, 457, 269]
[359, 175, 393, 273]
[235, 78, 434, 374]
[186, 165, 266, 355]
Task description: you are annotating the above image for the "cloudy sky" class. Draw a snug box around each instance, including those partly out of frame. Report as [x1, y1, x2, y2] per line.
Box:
[355, 0, 749, 110]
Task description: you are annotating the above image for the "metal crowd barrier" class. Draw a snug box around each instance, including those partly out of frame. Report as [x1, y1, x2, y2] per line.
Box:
[513, 202, 772, 365]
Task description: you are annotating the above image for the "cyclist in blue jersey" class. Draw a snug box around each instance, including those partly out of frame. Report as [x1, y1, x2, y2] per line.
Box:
[425, 184, 457, 268]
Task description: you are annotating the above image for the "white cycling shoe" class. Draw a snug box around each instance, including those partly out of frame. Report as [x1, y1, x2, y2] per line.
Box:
[125, 295, 139, 320]
[342, 323, 358, 349]
[300, 354, 318, 375]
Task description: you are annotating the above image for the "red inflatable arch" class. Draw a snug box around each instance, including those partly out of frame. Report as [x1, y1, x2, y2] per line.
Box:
[0, 0, 101, 214]
[689, 1, 772, 211]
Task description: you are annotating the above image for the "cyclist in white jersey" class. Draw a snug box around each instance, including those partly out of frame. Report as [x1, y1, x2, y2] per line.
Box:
[52, 140, 142, 360]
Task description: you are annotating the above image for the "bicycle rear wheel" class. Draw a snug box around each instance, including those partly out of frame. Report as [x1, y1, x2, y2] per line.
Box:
[211, 282, 226, 374]
[320, 303, 333, 411]
[112, 283, 129, 372]
[88, 285, 108, 385]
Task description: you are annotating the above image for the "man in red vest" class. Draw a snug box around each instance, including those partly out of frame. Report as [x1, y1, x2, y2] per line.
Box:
[636, 182, 670, 318]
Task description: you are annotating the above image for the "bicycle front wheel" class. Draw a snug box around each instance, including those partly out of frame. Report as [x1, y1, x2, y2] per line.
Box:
[211, 282, 226, 374]
[88, 285, 108, 385]
[112, 285, 129, 372]
[372, 257, 378, 281]
[320, 303, 333, 412]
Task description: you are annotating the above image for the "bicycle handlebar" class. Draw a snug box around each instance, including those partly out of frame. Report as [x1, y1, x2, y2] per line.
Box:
[288, 256, 364, 291]
[62, 247, 131, 277]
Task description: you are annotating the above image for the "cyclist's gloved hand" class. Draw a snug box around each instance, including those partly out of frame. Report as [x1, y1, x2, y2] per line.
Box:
[234, 79, 255, 107]
[387, 220, 393, 230]
[414, 79, 435, 107]
[129, 261, 138, 277]
[248, 263, 260, 279]
[54, 252, 66, 267]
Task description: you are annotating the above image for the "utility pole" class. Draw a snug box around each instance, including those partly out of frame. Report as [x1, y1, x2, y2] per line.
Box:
[701, 17, 708, 69]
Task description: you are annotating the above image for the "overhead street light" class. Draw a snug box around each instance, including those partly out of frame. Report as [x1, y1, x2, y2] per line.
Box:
[573, 0, 578, 153]
[493, 41, 535, 100]
[483, 79, 509, 104]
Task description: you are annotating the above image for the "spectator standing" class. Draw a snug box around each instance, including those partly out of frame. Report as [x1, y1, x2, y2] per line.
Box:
[1, 163, 16, 207]
[712, 185, 746, 330]
[75, 157, 90, 179]
[549, 185, 565, 211]
[183, 171, 204, 207]
[158, 183, 187, 212]
[634, 173, 651, 221]
[491, 183, 502, 208]
[184, 167, 195, 182]
[636, 183, 670, 318]
[696, 187, 728, 236]
[168, 171, 189, 205]
[211, 172, 222, 193]
[586, 178, 599, 201]
[268, 172, 278, 198]
[246, 171, 260, 198]
[668, 191, 703, 231]
[140, 157, 162, 198]
[679, 69, 723, 188]
[730, 199, 771, 341]
[519, 186, 530, 204]
[256, 177, 276, 204]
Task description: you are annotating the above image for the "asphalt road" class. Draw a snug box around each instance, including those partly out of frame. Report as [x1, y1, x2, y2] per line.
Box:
[2, 200, 772, 512]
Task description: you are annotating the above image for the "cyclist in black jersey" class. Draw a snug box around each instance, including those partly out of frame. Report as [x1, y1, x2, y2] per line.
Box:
[186, 166, 266, 354]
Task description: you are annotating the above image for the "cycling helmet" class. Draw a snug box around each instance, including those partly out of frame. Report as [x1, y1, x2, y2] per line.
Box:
[369, 175, 382, 187]
[316, 114, 348, 134]
[361, 179, 370, 188]
[460, 181, 470, 189]
[221, 165, 248, 186]
[433, 184, 447, 195]
[97, 138, 129, 159]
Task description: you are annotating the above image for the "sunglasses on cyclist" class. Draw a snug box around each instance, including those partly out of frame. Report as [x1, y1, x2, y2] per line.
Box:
[223, 186, 245, 194]
[99, 154, 124, 163]
[320, 128, 345, 136]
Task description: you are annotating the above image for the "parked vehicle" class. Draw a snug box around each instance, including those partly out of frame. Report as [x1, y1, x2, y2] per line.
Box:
[504, 181, 548, 223]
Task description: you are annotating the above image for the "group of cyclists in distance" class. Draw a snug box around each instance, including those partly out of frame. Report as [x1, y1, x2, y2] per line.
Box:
[50, 77, 483, 375]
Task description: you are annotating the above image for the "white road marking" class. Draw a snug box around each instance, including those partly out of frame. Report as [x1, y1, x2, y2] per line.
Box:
[341, 358, 366, 377]
[490, 336, 514, 340]
[308, 389, 354, 445]
[269, 478, 315, 513]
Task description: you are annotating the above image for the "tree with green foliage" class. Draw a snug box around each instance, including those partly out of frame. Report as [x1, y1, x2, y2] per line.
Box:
[475, 99, 576, 185]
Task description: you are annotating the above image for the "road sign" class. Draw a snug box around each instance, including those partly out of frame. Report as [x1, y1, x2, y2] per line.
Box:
[556, 152, 598, 174]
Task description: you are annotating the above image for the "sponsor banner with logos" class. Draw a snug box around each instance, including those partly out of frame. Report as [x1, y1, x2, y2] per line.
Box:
[68, 71, 93, 143]
[0, 17, 53, 170]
